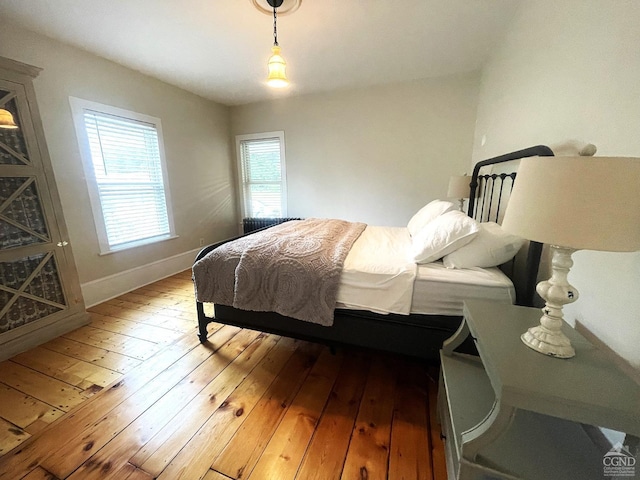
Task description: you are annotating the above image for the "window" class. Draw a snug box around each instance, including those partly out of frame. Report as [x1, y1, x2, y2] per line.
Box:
[236, 131, 287, 218]
[70, 98, 175, 254]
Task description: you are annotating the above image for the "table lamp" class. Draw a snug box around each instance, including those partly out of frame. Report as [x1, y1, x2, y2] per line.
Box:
[0, 108, 18, 129]
[447, 175, 472, 212]
[501, 156, 640, 358]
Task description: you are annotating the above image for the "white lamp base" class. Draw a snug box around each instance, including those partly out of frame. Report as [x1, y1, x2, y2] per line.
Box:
[521, 326, 575, 358]
[522, 245, 578, 359]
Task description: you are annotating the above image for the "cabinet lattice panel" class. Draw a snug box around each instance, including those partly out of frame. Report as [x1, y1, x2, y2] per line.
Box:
[1, 177, 50, 249]
[0, 252, 66, 333]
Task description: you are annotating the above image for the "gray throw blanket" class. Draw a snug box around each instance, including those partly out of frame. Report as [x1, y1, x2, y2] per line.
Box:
[193, 218, 366, 326]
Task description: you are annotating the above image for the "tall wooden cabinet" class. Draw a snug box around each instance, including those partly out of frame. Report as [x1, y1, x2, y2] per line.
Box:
[0, 56, 88, 361]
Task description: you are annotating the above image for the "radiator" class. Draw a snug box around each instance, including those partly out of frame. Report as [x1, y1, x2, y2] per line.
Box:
[242, 217, 302, 234]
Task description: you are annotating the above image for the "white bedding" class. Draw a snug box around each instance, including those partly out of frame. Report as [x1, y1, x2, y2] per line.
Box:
[336, 226, 417, 315]
[335, 225, 515, 316]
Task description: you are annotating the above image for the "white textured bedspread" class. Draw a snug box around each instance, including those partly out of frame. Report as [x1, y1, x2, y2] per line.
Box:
[193, 218, 366, 326]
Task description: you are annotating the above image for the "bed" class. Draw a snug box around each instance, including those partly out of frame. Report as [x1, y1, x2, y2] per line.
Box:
[192, 145, 553, 360]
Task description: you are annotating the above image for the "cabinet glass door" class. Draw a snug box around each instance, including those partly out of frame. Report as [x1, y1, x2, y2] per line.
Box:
[0, 80, 71, 334]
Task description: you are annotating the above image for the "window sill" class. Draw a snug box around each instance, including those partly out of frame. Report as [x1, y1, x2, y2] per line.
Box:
[98, 234, 179, 256]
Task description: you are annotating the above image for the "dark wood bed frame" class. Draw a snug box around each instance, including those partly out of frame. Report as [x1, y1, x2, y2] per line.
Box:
[193, 145, 554, 361]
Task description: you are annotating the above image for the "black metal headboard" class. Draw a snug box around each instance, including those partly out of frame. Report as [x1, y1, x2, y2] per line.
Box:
[467, 145, 554, 307]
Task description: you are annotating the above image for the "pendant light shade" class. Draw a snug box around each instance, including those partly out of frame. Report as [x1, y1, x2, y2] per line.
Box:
[267, 45, 289, 88]
[0, 108, 18, 129]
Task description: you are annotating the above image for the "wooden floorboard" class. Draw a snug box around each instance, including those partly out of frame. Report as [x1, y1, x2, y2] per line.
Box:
[211, 342, 324, 479]
[0, 383, 64, 431]
[11, 345, 122, 390]
[239, 347, 344, 480]
[40, 336, 143, 374]
[389, 362, 432, 480]
[340, 355, 397, 480]
[295, 352, 370, 480]
[0, 271, 446, 479]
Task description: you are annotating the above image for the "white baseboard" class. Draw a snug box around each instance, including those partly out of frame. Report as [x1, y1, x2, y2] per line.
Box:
[81, 248, 200, 308]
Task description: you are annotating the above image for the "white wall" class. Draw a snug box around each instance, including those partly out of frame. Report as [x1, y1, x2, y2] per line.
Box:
[0, 21, 237, 290]
[472, 1, 640, 367]
[231, 74, 480, 227]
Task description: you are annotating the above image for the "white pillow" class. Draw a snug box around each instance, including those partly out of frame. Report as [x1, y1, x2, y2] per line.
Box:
[407, 200, 457, 237]
[443, 222, 525, 269]
[410, 211, 480, 264]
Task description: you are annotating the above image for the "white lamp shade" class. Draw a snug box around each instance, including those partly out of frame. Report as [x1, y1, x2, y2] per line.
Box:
[502, 156, 640, 252]
[447, 175, 472, 199]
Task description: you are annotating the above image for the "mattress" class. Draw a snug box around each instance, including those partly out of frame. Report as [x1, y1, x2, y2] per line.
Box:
[410, 262, 515, 316]
[335, 225, 515, 317]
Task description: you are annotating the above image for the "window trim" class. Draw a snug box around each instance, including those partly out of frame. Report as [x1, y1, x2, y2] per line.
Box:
[235, 131, 288, 219]
[69, 97, 176, 254]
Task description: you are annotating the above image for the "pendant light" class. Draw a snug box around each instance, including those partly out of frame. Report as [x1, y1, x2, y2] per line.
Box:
[0, 108, 18, 129]
[266, 0, 289, 88]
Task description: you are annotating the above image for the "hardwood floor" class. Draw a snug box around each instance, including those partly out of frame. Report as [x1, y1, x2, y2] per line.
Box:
[0, 270, 447, 479]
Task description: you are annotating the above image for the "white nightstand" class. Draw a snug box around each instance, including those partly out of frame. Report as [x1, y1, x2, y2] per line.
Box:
[438, 299, 640, 480]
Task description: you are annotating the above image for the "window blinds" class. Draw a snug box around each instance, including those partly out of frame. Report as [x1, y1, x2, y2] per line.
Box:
[83, 110, 170, 248]
[240, 137, 285, 218]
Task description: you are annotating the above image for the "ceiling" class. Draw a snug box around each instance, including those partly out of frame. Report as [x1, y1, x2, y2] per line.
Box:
[0, 0, 521, 106]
